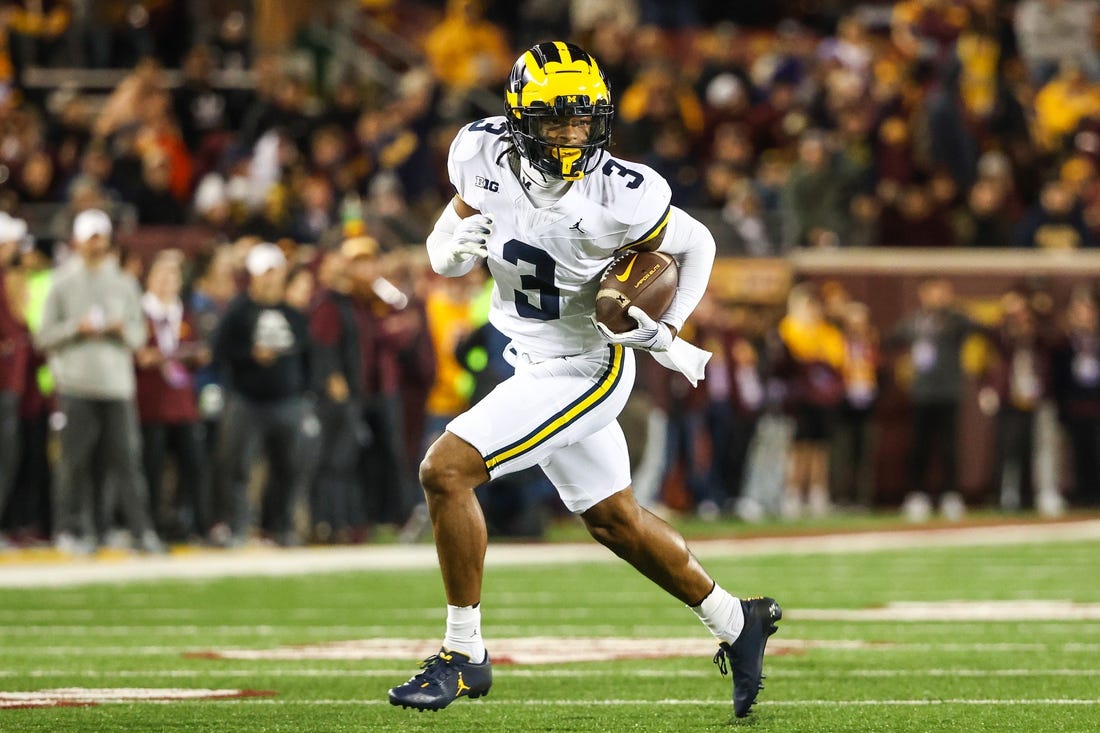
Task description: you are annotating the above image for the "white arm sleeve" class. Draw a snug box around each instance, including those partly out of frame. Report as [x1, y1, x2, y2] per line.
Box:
[426, 200, 479, 277]
[656, 206, 716, 333]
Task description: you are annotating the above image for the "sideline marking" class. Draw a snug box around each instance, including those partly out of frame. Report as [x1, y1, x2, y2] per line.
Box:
[794, 601, 1100, 622]
[0, 688, 275, 710]
[7, 600, 1100, 634]
[208, 697, 1100, 707]
[2, 520, 1098, 588]
[192, 636, 1100, 663]
[12, 640, 1100, 657]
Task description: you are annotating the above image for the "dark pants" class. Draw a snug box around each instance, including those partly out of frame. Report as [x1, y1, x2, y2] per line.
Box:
[311, 398, 367, 533]
[996, 407, 1035, 510]
[1064, 415, 1100, 508]
[142, 421, 211, 538]
[55, 395, 154, 540]
[910, 400, 959, 499]
[706, 401, 758, 507]
[2, 412, 51, 535]
[0, 391, 20, 527]
[666, 403, 710, 510]
[216, 394, 304, 538]
[830, 404, 877, 508]
[261, 401, 322, 539]
[359, 393, 418, 526]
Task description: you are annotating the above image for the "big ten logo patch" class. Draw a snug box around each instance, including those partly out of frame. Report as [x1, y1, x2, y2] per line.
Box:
[475, 176, 500, 192]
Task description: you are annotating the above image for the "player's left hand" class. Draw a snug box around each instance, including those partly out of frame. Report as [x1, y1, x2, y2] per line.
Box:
[594, 306, 673, 353]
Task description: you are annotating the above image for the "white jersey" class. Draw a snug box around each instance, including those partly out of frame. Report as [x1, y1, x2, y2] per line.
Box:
[447, 116, 673, 359]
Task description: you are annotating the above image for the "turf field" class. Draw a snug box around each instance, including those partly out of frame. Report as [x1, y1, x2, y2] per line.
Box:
[2, 519, 1100, 732]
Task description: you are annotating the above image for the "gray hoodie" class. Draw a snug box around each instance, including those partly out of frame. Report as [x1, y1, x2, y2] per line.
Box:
[35, 256, 146, 400]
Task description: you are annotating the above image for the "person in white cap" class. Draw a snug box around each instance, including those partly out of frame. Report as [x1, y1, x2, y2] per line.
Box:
[208, 242, 312, 547]
[0, 213, 30, 549]
[34, 209, 164, 555]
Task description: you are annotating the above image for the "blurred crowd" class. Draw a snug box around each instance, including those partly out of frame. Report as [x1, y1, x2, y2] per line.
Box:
[2, 0, 1100, 551]
[1, 0, 1099, 253]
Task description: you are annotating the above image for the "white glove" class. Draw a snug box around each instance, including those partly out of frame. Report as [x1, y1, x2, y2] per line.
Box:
[594, 306, 673, 353]
[445, 214, 493, 263]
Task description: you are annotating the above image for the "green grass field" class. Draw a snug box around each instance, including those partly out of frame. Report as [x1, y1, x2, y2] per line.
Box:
[2, 520, 1100, 732]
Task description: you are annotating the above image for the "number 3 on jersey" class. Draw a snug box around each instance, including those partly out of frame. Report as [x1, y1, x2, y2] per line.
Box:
[502, 240, 560, 321]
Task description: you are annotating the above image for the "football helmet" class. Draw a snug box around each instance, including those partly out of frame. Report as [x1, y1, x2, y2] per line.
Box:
[505, 41, 614, 181]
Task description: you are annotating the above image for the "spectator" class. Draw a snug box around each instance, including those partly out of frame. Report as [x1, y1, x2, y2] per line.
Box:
[346, 238, 424, 530]
[1015, 0, 1100, 86]
[891, 0, 968, 62]
[308, 244, 367, 543]
[135, 251, 212, 541]
[1032, 62, 1100, 153]
[643, 123, 702, 206]
[0, 214, 30, 548]
[697, 298, 765, 518]
[980, 291, 1049, 511]
[924, 63, 980, 191]
[130, 151, 187, 225]
[93, 57, 165, 139]
[886, 277, 987, 521]
[4, 0, 71, 72]
[15, 150, 59, 204]
[780, 132, 858, 248]
[209, 242, 311, 546]
[879, 182, 957, 247]
[261, 259, 319, 544]
[422, 0, 512, 93]
[290, 174, 337, 245]
[10, 234, 56, 541]
[830, 302, 880, 510]
[172, 45, 232, 155]
[961, 178, 1014, 247]
[1050, 291, 1100, 508]
[617, 63, 705, 157]
[192, 173, 241, 239]
[1013, 179, 1095, 249]
[775, 284, 846, 518]
[421, 266, 482, 453]
[34, 209, 162, 554]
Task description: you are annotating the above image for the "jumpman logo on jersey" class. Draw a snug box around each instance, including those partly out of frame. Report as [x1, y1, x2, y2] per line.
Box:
[569, 219, 586, 234]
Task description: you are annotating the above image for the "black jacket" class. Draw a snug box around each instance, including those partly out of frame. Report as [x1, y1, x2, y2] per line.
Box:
[212, 294, 311, 403]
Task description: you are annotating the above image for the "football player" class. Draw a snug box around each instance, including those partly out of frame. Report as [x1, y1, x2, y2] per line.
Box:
[388, 41, 781, 718]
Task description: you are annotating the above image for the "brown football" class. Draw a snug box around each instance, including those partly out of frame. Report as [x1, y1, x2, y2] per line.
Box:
[595, 251, 678, 334]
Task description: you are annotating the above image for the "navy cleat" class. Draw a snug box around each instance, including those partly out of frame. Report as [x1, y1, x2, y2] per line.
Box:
[388, 648, 492, 711]
[713, 596, 782, 718]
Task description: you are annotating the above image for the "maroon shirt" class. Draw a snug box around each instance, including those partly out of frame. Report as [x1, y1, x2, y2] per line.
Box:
[135, 310, 202, 424]
[351, 298, 421, 397]
[19, 349, 53, 419]
[0, 274, 30, 395]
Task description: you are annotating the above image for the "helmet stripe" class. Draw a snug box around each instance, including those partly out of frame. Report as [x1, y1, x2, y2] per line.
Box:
[535, 42, 561, 67]
[554, 41, 572, 65]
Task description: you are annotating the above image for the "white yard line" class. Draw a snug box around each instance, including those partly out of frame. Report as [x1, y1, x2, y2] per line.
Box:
[2, 668, 1100, 679]
[7, 601, 1100, 628]
[212, 697, 1100, 706]
[6, 638, 1100, 651]
[2, 519, 1098, 588]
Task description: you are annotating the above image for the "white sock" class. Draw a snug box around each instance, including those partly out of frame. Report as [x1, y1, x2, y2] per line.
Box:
[690, 583, 744, 645]
[443, 604, 485, 663]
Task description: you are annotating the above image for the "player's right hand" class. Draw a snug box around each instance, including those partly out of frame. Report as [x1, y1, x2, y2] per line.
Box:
[447, 214, 493, 262]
